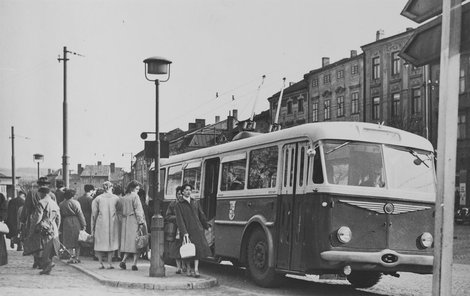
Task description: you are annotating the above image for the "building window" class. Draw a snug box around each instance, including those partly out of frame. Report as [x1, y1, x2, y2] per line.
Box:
[337, 70, 344, 79]
[458, 114, 466, 139]
[351, 64, 359, 75]
[324, 100, 331, 120]
[411, 88, 422, 115]
[298, 98, 304, 113]
[323, 74, 331, 84]
[460, 69, 466, 94]
[391, 51, 400, 76]
[372, 97, 380, 120]
[351, 92, 359, 114]
[337, 96, 344, 117]
[312, 78, 318, 87]
[391, 93, 400, 117]
[287, 101, 292, 114]
[312, 101, 319, 122]
[372, 57, 380, 80]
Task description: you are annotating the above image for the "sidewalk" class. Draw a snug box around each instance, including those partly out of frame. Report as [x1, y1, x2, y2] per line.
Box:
[61, 255, 218, 290]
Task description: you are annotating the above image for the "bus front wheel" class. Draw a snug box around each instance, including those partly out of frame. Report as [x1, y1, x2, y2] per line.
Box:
[347, 271, 382, 288]
[246, 228, 279, 287]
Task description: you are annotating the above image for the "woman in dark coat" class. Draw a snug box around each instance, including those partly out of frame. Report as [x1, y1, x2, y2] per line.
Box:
[165, 186, 184, 273]
[0, 193, 8, 266]
[175, 184, 211, 278]
[59, 189, 86, 263]
[7, 191, 26, 251]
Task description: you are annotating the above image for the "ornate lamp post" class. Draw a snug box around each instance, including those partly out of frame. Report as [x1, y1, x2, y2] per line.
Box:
[33, 154, 44, 179]
[143, 56, 172, 277]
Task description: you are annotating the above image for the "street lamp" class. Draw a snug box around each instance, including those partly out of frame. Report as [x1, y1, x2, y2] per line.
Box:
[143, 56, 172, 277]
[33, 154, 44, 179]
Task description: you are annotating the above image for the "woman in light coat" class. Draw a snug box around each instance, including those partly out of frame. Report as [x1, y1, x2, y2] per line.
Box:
[91, 181, 120, 269]
[118, 180, 146, 271]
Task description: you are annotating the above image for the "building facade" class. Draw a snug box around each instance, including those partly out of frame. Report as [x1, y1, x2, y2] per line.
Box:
[268, 80, 308, 128]
[305, 52, 364, 123]
[429, 54, 470, 207]
[362, 29, 428, 137]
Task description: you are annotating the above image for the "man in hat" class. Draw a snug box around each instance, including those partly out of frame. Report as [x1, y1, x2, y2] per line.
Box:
[20, 177, 57, 268]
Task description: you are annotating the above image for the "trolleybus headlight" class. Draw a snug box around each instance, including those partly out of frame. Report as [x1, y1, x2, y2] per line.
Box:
[337, 226, 352, 243]
[419, 232, 433, 248]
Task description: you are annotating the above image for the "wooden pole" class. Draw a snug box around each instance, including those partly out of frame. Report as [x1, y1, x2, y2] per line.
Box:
[432, 0, 462, 295]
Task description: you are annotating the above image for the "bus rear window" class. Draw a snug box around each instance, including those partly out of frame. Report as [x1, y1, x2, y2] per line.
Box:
[221, 159, 246, 191]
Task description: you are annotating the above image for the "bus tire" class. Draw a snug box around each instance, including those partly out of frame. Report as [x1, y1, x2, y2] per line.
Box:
[347, 271, 382, 288]
[246, 228, 279, 287]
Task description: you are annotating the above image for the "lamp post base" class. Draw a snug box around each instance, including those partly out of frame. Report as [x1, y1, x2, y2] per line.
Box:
[149, 214, 165, 277]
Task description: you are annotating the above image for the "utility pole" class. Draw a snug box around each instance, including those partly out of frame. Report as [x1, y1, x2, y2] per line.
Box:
[58, 46, 69, 187]
[11, 126, 15, 199]
[58, 46, 84, 187]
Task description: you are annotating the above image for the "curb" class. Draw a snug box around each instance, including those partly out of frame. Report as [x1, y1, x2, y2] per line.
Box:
[60, 260, 218, 290]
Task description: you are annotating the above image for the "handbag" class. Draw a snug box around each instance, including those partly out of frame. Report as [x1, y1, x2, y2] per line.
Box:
[135, 228, 149, 251]
[0, 221, 9, 234]
[78, 230, 94, 244]
[179, 235, 196, 259]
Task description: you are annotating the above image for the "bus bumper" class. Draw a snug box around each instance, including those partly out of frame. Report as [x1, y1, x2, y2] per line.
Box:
[320, 249, 433, 268]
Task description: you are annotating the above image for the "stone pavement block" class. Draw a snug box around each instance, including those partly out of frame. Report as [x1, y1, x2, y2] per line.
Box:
[62, 255, 218, 291]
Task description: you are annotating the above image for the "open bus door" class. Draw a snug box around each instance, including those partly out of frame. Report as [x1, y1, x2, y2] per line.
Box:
[277, 141, 309, 272]
[202, 157, 219, 252]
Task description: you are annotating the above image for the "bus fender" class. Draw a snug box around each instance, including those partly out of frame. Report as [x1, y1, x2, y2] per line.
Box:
[240, 215, 275, 268]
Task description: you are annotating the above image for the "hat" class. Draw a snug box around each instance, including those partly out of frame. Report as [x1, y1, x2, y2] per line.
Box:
[37, 177, 50, 186]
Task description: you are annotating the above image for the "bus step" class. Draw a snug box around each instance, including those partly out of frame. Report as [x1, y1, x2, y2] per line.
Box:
[319, 274, 347, 280]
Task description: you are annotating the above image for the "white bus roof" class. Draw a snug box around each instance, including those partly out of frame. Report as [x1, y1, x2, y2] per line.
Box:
[157, 122, 434, 167]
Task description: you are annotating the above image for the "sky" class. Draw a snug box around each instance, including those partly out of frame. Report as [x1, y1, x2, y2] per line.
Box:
[0, 0, 418, 173]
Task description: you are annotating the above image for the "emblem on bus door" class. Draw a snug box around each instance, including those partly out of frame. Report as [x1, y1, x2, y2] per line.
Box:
[229, 201, 236, 220]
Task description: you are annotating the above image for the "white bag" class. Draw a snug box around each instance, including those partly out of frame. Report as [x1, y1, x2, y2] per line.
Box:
[180, 235, 196, 259]
[0, 221, 9, 234]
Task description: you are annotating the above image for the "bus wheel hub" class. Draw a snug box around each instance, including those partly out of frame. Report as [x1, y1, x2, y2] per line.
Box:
[253, 242, 267, 269]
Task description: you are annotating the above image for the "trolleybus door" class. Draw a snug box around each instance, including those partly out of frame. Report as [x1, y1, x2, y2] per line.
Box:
[277, 141, 309, 271]
[202, 158, 219, 221]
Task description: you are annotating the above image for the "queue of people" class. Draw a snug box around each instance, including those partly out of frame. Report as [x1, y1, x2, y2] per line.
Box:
[1, 177, 212, 278]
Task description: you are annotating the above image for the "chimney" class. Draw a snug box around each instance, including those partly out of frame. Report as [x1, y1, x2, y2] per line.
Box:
[188, 122, 196, 131]
[110, 162, 115, 174]
[350, 50, 357, 58]
[97, 161, 102, 166]
[215, 115, 220, 123]
[232, 109, 238, 120]
[322, 57, 330, 67]
[195, 119, 206, 129]
[78, 164, 83, 175]
[376, 29, 384, 40]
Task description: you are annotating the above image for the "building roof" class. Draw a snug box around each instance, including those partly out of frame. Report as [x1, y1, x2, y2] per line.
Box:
[361, 29, 414, 49]
[80, 165, 110, 177]
[304, 54, 364, 78]
[269, 79, 308, 100]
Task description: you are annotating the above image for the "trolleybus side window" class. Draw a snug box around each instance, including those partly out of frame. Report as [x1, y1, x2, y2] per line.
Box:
[221, 154, 247, 191]
[248, 146, 278, 189]
[299, 146, 305, 187]
[312, 146, 324, 183]
[166, 164, 182, 197]
[183, 161, 202, 195]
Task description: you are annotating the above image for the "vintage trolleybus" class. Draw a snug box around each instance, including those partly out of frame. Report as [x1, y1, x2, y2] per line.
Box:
[159, 122, 436, 288]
